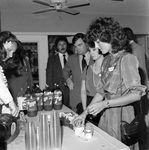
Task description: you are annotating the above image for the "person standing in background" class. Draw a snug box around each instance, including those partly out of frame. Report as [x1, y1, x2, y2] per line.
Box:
[0, 31, 19, 116]
[46, 36, 70, 107]
[63, 33, 94, 112]
[123, 27, 149, 128]
[2, 40, 34, 105]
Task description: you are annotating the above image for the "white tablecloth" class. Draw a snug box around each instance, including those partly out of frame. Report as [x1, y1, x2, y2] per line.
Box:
[8, 105, 130, 150]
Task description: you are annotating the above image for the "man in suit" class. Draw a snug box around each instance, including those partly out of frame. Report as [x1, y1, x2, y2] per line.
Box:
[63, 33, 94, 112]
[123, 27, 149, 143]
[46, 36, 70, 107]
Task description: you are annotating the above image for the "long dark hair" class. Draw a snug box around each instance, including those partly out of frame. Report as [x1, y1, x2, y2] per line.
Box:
[2, 41, 27, 79]
[0, 31, 18, 63]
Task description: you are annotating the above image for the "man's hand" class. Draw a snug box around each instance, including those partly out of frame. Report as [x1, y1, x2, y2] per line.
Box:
[66, 78, 74, 90]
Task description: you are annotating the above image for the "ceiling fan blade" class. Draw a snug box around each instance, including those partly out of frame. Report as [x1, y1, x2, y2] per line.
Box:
[33, 8, 55, 14]
[112, 0, 123, 1]
[61, 7, 79, 15]
[66, 0, 90, 8]
[33, 0, 50, 6]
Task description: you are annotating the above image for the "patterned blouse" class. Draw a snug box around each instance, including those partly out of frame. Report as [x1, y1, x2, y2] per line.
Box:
[101, 50, 146, 97]
[82, 65, 103, 97]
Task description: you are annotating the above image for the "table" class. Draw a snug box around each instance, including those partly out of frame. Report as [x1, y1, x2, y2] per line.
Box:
[8, 105, 130, 150]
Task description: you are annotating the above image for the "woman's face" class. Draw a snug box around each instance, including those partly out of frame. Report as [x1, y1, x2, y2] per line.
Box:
[89, 46, 101, 61]
[95, 40, 112, 54]
[3, 41, 17, 59]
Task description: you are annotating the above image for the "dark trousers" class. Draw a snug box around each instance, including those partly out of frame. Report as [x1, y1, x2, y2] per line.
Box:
[0, 105, 2, 114]
[76, 96, 101, 126]
[62, 86, 70, 108]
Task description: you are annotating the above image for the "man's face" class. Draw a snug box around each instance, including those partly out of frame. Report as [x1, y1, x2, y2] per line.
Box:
[57, 40, 67, 54]
[74, 38, 87, 55]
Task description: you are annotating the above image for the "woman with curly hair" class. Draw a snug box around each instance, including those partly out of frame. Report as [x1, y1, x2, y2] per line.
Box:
[0, 31, 19, 116]
[73, 17, 146, 150]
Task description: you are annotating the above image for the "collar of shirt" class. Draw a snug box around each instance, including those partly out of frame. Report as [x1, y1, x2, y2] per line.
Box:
[58, 52, 68, 68]
[79, 51, 90, 72]
[79, 51, 90, 65]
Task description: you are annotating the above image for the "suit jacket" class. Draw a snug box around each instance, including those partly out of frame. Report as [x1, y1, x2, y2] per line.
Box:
[62, 53, 94, 111]
[130, 41, 149, 89]
[46, 54, 70, 107]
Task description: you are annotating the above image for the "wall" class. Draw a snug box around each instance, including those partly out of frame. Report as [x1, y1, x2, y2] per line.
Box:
[1, 11, 149, 34]
[2, 10, 149, 89]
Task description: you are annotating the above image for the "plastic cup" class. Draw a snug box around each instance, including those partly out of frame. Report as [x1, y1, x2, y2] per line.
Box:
[83, 123, 94, 141]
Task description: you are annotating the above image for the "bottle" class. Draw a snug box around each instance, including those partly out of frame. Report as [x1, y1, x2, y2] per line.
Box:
[27, 94, 38, 117]
[34, 84, 43, 111]
[43, 84, 53, 111]
[25, 86, 32, 99]
[53, 84, 62, 110]
[24, 86, 32, 114]
[17, 88, 27, 113]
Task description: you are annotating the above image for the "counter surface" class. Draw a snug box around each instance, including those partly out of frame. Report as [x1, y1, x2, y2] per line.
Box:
[8, 105, 130, 150]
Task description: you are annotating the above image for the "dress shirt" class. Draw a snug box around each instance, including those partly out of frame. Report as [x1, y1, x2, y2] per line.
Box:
[59, 52, 68, 69]
[79, 52, 90, 72]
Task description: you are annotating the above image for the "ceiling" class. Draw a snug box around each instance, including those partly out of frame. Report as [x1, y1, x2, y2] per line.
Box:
[0, 0, 149, 17]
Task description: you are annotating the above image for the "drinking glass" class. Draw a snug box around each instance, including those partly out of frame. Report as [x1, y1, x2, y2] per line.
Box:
[83, 123, 94, 141]
[74, 119, 84, 137]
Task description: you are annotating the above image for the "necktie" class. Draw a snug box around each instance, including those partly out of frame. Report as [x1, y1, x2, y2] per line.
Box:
[63, 54, 67, 65]
[82, 55, 87, 71]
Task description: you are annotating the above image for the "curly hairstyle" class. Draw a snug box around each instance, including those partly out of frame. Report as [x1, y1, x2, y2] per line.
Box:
[86, 17, 126, 53]
[0, 31, 18, 62]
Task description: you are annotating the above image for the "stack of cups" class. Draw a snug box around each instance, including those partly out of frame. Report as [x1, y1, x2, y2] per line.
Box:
[25, 122, 37, 150]
[39, 114, 50, 150]
[52, 111, 62, 150]
[25, 113, 62, 150]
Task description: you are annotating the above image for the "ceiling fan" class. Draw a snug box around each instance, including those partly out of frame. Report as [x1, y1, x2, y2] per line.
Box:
[33, 0, 90, 15]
